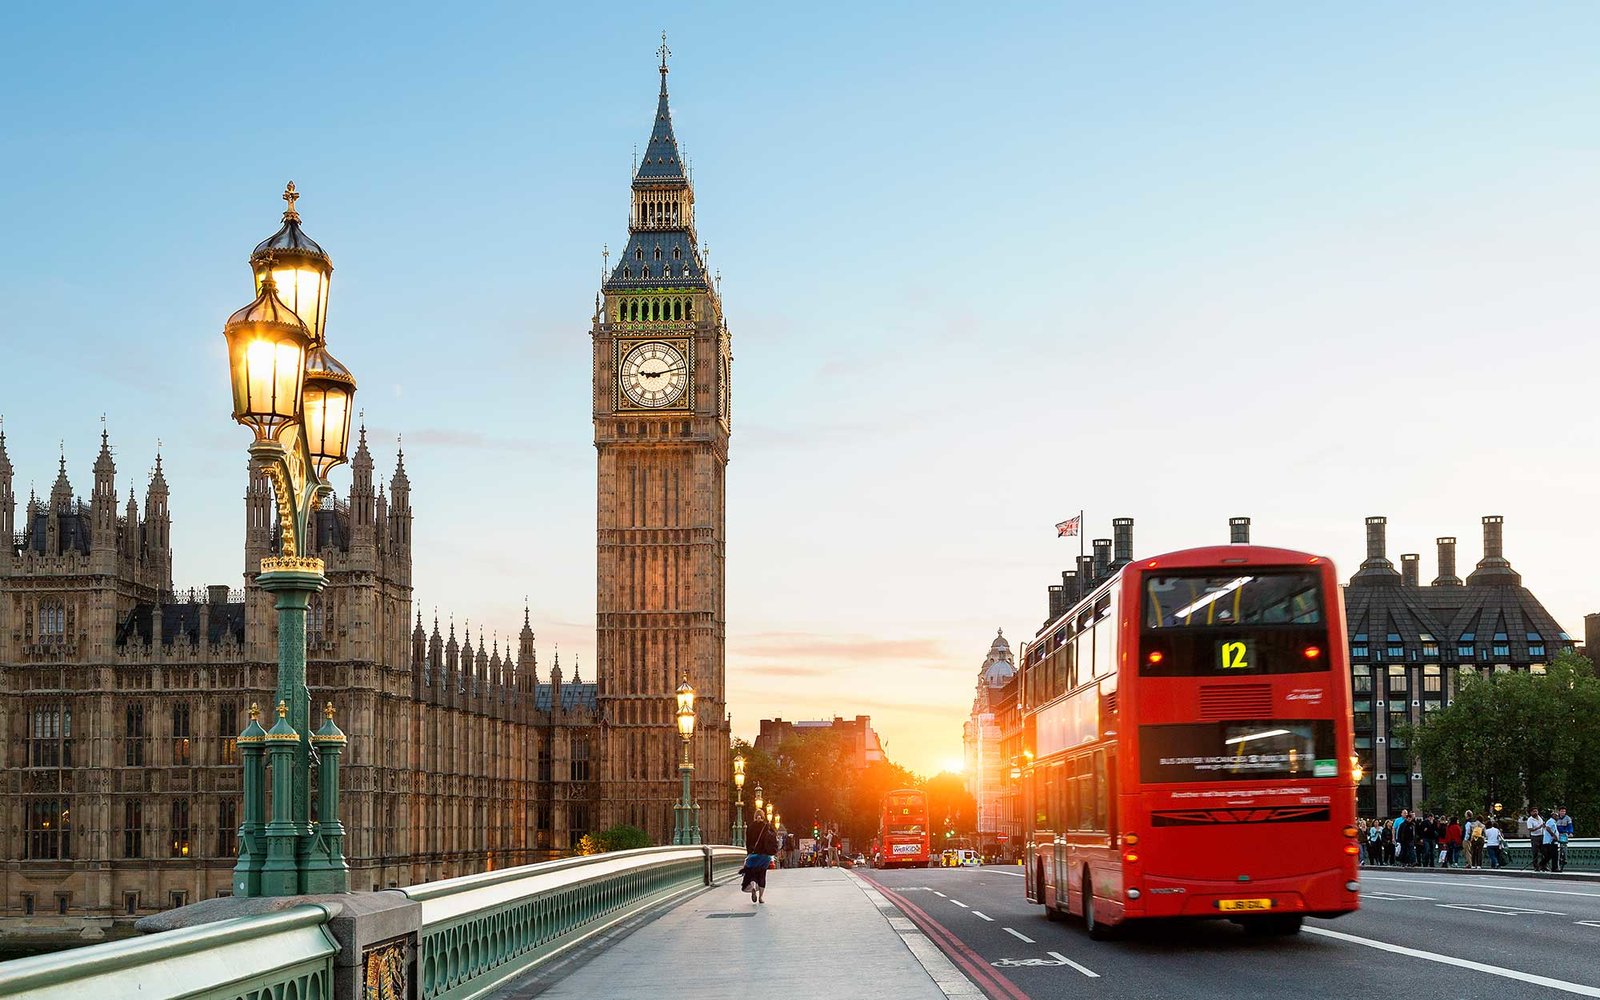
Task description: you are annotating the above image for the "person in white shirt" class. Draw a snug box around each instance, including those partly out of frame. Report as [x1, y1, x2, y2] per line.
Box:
[1527, 809, 1547, 871]
[1538, 808, 1559, 872]
[1483, 820, 1505, 868]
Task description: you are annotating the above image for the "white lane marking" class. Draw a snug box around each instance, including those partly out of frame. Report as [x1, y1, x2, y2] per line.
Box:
[1367, 876, 1600, 899]
[1364, 891, 1436, 901]
[1304, 926, 1600, 996]
[951, 899, 970, 908]
[1046, 951, 1101, 978]
[1575, 921, 1600, 928]
[1437, 903, 1566, 917]
[988, 870, 1026, 878]
[932, 891, 948, 898]
[971, 910, 994, 921]
[1004, 927, 1036, 943]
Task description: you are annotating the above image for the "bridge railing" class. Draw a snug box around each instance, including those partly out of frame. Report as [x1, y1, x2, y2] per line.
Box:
[0, 903, 338, 1000]
[396, 844, 743, 1000]
[0, 845, 745, 1000]
[1502, 836, 1599, 872]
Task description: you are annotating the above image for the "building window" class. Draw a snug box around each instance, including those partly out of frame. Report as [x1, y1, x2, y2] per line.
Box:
[569, 806, 589, 848]
[1420, 633, 1439, 658]
[25, 799, 71, 860]
[125, 703, 146, 766]
[21, 894, 33, 917]
[171, 800, 191, 858]
[308, 597, 325, 642]
[168, 891, 186, 910]
[56, 895, 69, 915]
[123, 800, 143, 859]
[1352, 669, 1372, 693]
[219, 703, 239, 766]
[39, 603, 65, 640]
[124, 892, 139, 916]
[216, 798, 238, 858]
[1386, 633, 1404, 659]
[1387, 665, 1408, 694]
[28, 705, 70, 768]
[1492, 632, 1510, 658]
[570, 738, 591, 782]
[537, 745, 552, 783]
[1423, 665, 1442, 694]
[172, 702, 192, 766]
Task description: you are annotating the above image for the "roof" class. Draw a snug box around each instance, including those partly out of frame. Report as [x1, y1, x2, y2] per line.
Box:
[604, 230, 709, 291]
[116, 599, 246, 647]
[636, 69, 686, 182]
[21, 508, 92, 555]
[534, 682, 598, 712]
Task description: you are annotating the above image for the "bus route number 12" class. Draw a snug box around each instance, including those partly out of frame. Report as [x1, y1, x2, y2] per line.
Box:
[1219, 640, 1254, 670]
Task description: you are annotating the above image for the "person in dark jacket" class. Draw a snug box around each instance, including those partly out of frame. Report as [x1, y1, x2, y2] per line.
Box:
[741, 813, 780, 904]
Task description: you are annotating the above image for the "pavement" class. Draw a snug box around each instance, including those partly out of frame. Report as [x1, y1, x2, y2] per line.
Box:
[497, 865, 983, 1000]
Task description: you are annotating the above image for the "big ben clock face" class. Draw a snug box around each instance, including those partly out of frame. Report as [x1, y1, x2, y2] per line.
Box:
[619, 341, 689, 408]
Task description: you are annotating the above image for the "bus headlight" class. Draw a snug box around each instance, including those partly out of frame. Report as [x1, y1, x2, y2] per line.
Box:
[1127, 888, 1142, 900]
[1345, 881, 1360, 892]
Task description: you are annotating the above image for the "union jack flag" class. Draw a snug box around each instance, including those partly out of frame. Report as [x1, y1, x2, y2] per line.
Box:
[1055, 515, 1081, 538]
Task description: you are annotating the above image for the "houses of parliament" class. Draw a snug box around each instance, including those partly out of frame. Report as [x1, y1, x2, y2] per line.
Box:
[0, 48, 731, 945]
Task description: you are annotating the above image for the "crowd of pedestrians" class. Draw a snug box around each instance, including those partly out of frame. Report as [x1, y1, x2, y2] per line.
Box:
[1356, 807, 1574, 872]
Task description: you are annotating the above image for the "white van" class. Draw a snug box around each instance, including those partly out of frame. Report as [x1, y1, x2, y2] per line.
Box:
[955, 849, 981, 867]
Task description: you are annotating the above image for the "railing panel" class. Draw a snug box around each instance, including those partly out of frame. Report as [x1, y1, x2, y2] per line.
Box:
[399, 845, 742, 1000]
[0, 904, 336, 1000]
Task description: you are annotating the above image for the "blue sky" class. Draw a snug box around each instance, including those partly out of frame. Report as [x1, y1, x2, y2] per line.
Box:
[4, 4, 1598, 773]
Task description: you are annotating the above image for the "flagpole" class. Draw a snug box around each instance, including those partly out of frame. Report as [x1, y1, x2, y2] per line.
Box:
[1079, 509, 1085, 561]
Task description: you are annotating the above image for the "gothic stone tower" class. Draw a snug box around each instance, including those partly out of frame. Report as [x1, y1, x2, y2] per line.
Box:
[594, 46, 731, 844]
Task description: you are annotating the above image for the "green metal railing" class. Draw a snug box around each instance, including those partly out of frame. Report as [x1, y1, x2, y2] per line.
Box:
[0, 845, 744, 1000]
[1503, 836, 1599, 872]
[397, 844, 744, 1000]
[0, 903, 337, 1000]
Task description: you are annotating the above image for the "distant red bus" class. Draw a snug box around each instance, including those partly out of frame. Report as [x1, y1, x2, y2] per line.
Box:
[876, 788, 931, 869]
[1021, 545, 1360, 937]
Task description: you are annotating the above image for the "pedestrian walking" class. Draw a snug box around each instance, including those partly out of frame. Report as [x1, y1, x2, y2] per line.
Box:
[1357, 819, 1369, 865]
[740, 811, 780, 904]
[1444, 816, 1462, 868]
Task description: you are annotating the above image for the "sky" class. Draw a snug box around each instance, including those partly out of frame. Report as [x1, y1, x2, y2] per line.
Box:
[3, 4, 1599, 776]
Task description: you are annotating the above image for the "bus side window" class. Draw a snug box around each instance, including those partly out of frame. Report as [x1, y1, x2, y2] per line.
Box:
[1093, 617, 1114, 678]
[1065, 759, 1080, 831]
[1092, 749, 1109, 832]
[1061, 640, 1075, 693]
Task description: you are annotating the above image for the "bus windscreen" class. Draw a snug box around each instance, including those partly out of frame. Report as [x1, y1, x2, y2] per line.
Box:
[1143, 572, 1321, 629]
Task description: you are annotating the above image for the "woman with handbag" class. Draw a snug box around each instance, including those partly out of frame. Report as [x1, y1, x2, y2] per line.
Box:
[740, 812, 781, 904]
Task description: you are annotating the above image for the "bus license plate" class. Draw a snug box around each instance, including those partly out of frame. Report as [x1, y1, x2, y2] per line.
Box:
[1217, 898, 1273, 912]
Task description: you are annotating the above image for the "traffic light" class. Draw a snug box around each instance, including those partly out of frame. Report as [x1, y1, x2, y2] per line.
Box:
[812, 824, 819, 838]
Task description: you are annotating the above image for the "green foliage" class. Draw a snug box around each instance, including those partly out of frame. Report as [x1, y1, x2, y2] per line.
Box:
[1404, 652, 1600, 821]
[578, 824, 653, 855]
[729, 734, 917, 847]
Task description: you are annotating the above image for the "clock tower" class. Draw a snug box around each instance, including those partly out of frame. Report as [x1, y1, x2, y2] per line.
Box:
[593, 42, 732, 844]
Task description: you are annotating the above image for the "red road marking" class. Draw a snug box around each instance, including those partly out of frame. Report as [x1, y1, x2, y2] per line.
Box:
[862, 873, 1033, 1000]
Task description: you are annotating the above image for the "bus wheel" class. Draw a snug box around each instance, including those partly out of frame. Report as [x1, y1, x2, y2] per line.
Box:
[1246, 915, 1303, 937]
[1083, 875, 1115, 941]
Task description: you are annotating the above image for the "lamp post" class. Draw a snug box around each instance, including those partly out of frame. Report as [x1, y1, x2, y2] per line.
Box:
[732, 754, 747, 846]
[672, 678, 701, 845]
[227, 183, 356, 897]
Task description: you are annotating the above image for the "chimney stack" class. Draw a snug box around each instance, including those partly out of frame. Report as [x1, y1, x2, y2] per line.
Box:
[1432, 536, 1463, 586]
[1060, 569, 1077, 605]
[1483, 515, 1503, 560]
[1076, 555, 1095, 599]
[1048, 584, 1066, 623]
[1401, 553, 1420, 588]
[1467, 515, 1519, 586]
[1091, 538, 1112, 582]
[1112, 517, 1134, 566]
[1229, 516, 1251, 544]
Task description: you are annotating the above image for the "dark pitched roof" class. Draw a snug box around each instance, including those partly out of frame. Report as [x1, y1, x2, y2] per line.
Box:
[534, 683, 597, 713]
[22, 509, 91, 555]
[636, 70, 685, 182]
[116, 600, 246, 647]
[604, 230, 709, 291]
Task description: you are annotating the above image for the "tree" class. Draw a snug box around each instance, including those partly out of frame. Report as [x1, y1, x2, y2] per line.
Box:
[577, 824, 653, 855]
[924, 771, 977, 843]
[1405, 652, 1600, 823]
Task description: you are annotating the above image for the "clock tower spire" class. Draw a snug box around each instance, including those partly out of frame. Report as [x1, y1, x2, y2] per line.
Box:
[594, 43, 732, 845]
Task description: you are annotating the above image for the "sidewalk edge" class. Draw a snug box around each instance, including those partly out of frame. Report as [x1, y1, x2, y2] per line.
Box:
[845, 870, 987, 1000]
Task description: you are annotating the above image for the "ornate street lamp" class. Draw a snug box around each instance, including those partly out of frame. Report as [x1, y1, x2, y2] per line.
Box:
[732, 753, 747, 846]
[228, 184, 355, 898]
[753, 784, 764, 816]
[672, 678, 701, 845]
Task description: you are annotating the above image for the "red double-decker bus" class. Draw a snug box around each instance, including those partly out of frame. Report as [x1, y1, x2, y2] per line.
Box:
[876, 788, 931, 868]
[1021, 545, 1359, 937]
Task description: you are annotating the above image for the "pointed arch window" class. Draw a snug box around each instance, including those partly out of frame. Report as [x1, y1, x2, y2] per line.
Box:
[653, 247, 662, 261]
[39, 603, 64, 641]
[635, 248, 643, 260]
[622, 267, 632, 279]
[672, 247, 682, 260]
